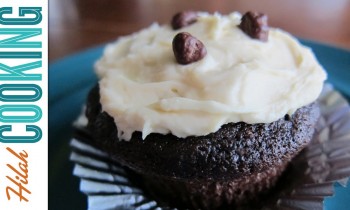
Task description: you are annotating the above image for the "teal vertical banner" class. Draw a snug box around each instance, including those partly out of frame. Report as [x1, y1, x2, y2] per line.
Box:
[0, 2, 47, 209]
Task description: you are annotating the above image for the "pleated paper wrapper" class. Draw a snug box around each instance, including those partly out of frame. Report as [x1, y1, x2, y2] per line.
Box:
[70, 84, 350, 210]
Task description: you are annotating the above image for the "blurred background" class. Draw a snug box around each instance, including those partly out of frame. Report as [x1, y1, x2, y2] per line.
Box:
[49, 1, 350, 210]
[49, 0, 350, 61]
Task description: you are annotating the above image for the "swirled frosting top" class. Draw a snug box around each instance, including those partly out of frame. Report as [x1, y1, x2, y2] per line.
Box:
[95, 12, 327, 140]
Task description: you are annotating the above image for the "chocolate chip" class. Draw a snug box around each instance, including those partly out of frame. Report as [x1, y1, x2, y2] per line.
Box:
[239, 11, 269, 42]
[172, 32, 207, 65]
[284, 114, 291, 121]
[171, 11, 198, 30]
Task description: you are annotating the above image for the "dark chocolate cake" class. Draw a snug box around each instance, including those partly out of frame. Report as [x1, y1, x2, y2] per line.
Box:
[83, 84, 320, 209]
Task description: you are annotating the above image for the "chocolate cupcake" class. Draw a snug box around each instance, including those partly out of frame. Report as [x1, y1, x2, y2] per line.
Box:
[83, 11, 327, 209]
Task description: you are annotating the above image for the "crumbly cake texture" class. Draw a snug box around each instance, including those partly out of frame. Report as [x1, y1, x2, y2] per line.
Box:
[139, 164, 286, 209]
[84, 84, 320, 209]
[71, 84, 350, 210]
[86, 84, 320, 180]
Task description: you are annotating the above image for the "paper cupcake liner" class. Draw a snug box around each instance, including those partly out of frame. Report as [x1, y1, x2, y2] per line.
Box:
[70, 84, 350, 210]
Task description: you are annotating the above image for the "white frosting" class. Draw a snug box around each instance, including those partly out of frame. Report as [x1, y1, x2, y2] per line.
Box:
[95, 12, 327, 140]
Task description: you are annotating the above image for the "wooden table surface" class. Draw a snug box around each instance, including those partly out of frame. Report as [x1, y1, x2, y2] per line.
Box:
[49, 0, 350, 61]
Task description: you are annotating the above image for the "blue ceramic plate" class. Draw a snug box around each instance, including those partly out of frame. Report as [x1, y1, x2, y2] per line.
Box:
[49, 40, 350, 210]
